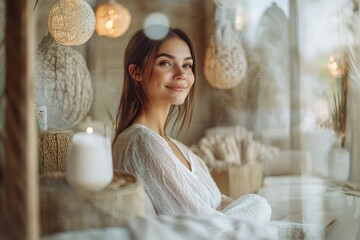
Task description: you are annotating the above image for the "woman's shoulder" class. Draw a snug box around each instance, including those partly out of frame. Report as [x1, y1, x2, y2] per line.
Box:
[112, 124, 163, 168]
[114, 123, 164, 150]
[119, 124, 154, 140]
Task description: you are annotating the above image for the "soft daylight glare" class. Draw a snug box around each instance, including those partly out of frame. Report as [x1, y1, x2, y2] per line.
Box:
[234, 6, 246, 31]
[144, 13, 169, 40]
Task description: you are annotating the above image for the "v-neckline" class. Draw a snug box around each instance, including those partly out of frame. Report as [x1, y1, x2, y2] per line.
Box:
[165, 137, 193, 173]
[133, 123, 194, 173]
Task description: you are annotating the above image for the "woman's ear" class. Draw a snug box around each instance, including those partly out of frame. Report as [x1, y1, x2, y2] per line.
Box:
[128, 64, 143, 81]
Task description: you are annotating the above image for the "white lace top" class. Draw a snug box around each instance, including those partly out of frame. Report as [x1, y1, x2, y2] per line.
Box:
[112, 124, 271, 225]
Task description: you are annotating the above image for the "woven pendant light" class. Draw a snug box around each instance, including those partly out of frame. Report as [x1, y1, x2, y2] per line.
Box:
[204, 7, 248, 90]
[48, 0, 96, 46]
[95, 0, 131, 38]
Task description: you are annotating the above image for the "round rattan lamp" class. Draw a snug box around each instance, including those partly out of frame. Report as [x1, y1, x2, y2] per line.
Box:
[95, 0, 131, 38]
[48, 0, 96, 46]
[35, 34, 93, 129]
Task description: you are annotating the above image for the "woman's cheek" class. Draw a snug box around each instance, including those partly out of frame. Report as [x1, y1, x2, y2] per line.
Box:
[189, 75, 195, 87]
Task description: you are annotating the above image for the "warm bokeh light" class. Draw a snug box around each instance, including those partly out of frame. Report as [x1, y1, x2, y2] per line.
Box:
[327, 54, 346, 78]
[95, 1, 131, 38]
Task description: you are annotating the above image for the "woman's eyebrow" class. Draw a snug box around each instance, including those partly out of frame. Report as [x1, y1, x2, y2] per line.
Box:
[156, 53, 193, 61]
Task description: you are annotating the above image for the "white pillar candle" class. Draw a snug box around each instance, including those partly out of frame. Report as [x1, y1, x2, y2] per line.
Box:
[66, 132, 113, 191]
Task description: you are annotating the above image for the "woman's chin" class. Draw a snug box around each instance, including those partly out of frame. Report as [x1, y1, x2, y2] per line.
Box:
[169, 97, 187, 106]
[172, 103, 184, 106]
[173, 99, 186, 105]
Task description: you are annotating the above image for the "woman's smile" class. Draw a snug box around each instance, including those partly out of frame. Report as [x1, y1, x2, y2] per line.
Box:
[166, 84, 189, 92]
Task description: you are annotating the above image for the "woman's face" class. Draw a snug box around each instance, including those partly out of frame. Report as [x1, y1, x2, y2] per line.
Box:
[141, 36, 195, 107]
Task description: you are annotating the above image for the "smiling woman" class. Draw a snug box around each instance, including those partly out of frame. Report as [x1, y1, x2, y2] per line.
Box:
[112, 26, 197, 173]
[112, 26, 272, 227]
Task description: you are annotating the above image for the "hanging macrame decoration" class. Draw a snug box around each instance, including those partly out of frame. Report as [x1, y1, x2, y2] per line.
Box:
[35, 33, 93, 129]
[204, 5, 248, 90]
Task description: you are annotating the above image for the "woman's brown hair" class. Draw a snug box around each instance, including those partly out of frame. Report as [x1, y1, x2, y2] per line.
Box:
[112, 26, 197, 145]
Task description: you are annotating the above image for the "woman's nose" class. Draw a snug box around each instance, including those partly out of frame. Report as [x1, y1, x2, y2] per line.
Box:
[174, 66, 186, 80]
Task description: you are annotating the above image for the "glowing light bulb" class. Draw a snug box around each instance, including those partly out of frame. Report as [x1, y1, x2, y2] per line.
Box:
[105, 19, 114, 30]
[328, 54, 345, 78]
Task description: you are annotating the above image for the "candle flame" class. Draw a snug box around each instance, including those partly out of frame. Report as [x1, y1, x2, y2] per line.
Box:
[86, 127, 94, 134]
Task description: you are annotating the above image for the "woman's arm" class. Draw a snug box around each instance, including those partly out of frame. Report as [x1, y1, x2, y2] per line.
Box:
[171, 140, 271, 225]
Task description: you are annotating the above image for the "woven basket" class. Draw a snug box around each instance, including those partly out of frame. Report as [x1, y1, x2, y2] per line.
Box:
[211, 163, 263, 199]
[38, 129, 73, 173]
[40, 170, 144, 236]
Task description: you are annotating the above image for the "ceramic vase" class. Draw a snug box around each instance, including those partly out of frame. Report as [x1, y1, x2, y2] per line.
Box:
[299, 129, 336, 177]
[328, 140, 350, 182]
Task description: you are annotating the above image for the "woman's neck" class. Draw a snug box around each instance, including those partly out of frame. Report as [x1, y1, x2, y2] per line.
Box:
[134, 105, 170, 137]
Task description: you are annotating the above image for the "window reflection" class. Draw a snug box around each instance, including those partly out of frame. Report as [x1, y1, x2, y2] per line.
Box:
[1, 0, 359, 239]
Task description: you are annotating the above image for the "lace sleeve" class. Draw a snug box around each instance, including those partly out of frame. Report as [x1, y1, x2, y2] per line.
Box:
[118, 131, 221, 217]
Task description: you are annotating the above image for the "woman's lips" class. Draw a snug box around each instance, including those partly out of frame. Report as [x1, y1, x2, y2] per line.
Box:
[166, 85, 188, 91]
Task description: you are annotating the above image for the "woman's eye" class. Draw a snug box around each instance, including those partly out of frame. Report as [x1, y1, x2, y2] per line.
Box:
[183, 63, 193, 69]
[159, 61, 171, 67]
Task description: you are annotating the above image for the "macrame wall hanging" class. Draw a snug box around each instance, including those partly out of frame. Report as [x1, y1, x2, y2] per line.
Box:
[35, 33, 93, 129]
[204, 0, 248, 90]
